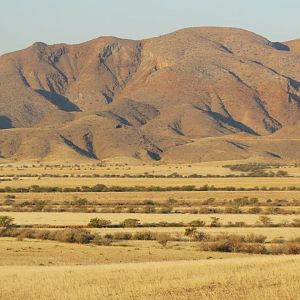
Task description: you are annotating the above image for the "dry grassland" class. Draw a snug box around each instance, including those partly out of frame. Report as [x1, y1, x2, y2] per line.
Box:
[4, 212, 297, 226]
[89, 226, 300, 240]
[0, 238, 238, 266]
[1, 190, 300, 204]
[0, 161, 239, 176]
[0, 162, 300, 299]
[0, 256, 299, 300]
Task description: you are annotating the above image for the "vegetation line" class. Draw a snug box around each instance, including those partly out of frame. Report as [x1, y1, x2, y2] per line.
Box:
[2, 184, 300, 193]
[0, 224, 299, 255]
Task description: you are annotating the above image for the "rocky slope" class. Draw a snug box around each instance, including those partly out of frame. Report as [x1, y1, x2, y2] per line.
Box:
[1, 27, 300, 162]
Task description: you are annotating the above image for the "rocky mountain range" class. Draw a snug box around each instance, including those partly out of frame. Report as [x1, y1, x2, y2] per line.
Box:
[1, 27, 300, 162]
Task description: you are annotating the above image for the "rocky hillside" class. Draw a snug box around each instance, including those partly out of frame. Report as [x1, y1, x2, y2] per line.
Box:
[1, 27, 300, 162]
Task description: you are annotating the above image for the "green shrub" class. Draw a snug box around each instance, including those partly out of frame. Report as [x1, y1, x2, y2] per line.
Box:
[71, 198, 88, 206]
[248, 207, 262, 214]
[0, 216, 15, 228]
[88, 218, 111, 228]
[133, 231, 155, 240]
[55, 229, 93, 244]
[184, 227, 197, 239]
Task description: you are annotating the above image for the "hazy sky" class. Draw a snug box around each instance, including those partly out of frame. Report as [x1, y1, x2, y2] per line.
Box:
[1, 0, 300, 55]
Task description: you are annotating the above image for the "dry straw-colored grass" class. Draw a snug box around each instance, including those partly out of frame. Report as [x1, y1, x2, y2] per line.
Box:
[0, 256, 299, 300]
[89, 226, 300, 240]
[0, 238, 240, 266]
[1, 176, 300, 188]
[2, 190, 300, 204]
[0, 162, 299, 299]
[5, 211, 297, 226]
[0, 161, 237, 177]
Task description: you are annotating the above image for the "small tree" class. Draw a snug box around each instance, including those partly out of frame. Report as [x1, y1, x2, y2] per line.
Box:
[259, 215, 273, 227]
[185, 227, 197, 240]
[0, 216, 15, 228]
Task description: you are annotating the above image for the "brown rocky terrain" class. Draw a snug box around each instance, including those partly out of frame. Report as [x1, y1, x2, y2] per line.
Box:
[1, 27, 300, 163]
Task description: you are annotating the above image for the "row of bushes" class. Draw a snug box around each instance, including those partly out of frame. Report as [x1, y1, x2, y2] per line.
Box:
[0, 171, 290, 179]
[223, 163, 281, 172]
[200, 240, 300, 254]
[1, 226, 299, 255]
[3, 204, 298, 215]
[3, 196, 300, 207]
[186, 228, 300, 254]
[0, 227, 170, 246]
[184, 228, 267, 242]
[2, 184, 300, 193]
[87, 217, 300, 228]
[1, 215, 299, 230]
[4, 195, 300, 207]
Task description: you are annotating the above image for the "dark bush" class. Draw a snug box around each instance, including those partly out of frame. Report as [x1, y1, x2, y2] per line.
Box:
[0, 215, 15, 228]
[88, 218, 111, 228]
[133, 231, 156, 240]
[112, 232, 133, 240]
[93, 234, 113, 246]
[55, 229, 93, 244]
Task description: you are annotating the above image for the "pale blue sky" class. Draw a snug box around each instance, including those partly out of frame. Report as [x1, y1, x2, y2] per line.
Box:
[1, 0, 299, 55]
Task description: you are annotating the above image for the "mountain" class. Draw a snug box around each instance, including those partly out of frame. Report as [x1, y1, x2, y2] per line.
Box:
[1, 27, 300, 163]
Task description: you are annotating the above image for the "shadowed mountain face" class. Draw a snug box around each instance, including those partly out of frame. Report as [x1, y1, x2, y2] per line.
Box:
[1, 27, 300, 162]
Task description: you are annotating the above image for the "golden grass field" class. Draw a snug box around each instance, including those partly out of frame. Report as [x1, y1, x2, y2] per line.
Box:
[89, 226, 300, 240]
[2, 190, 300, 206]
[5, 211, 298, 226]
[0, 161, 243, 176]
[0, 238, 241, 266]
[0, 161, 300, 299]
[0, 256, 299, 300]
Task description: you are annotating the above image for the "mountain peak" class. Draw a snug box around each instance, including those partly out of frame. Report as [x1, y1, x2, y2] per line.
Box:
[1, 27, 300, 162]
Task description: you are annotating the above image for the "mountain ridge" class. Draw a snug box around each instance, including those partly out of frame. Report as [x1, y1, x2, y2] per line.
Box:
[1, 27, 300, 163]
